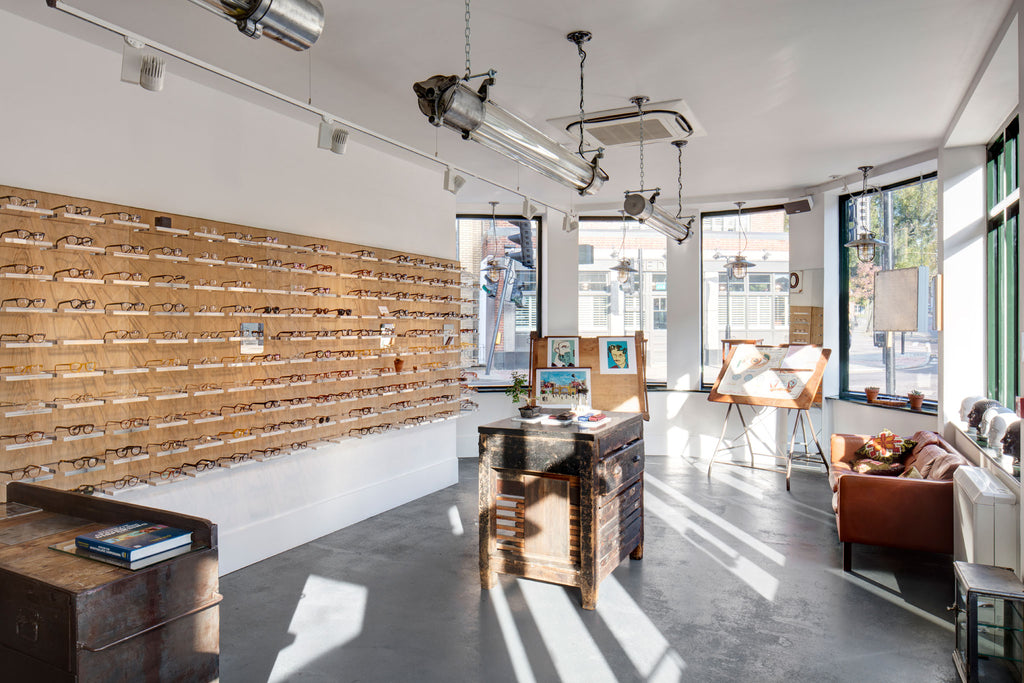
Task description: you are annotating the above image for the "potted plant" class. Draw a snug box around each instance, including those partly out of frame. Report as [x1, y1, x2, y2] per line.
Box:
[506, 371, 539, 418]
[908, 389, 925, 411]
[864, 386, 880, 403]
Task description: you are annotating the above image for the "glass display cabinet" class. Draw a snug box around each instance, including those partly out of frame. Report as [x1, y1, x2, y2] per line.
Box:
[954, 561, 1024, 682]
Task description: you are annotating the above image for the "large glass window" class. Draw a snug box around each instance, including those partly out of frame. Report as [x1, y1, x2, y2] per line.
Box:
[577, 218, 667, 383]
[987, 117, 1020, 407]
[456, 215, 540, 386]
[701, 206, 790, 386]
[839, 174, 938, 401]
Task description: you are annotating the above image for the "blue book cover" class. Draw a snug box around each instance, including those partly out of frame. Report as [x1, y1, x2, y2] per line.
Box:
[75, 521, 192, 561]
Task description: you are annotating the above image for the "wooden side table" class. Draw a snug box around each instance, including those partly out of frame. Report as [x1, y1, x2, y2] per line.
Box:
[478, 413, 644, 610]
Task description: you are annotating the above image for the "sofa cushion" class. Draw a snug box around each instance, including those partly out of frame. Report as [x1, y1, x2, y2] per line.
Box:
[851, 458, 905, 476]
[899, 465, 923, 479]
[829, 460, 854, 492]
[927, 451, 969, 480]
[854, 429, 916, 464]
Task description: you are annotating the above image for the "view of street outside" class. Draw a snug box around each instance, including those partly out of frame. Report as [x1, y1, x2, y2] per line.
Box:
[842, 175, 938, 400]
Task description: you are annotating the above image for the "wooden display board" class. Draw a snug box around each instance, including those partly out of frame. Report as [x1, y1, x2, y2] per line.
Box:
[708, 344, 830, 410]
[528, 331, 649, 420]
[0, 184, 468, 501]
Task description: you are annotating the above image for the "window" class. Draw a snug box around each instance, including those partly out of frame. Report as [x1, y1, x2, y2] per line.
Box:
[839, 174, 938, 401]
[456, 215, 541, 386]
[987, 117, 1019, 406]
[701, 206, 790, 386]
[577, 218, 667, 383]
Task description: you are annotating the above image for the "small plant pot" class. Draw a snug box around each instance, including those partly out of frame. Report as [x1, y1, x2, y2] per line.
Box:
[518, 406, 541, 418]
[908, 394, 924, 411]
[864, 387, 879, 403]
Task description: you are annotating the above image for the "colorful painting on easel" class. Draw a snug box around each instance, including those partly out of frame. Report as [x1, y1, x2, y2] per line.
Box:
[598, 337, 637, 375]
[536, 367, 591, 407]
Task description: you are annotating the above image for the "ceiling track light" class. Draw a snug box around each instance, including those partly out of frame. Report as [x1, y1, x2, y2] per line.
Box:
[622, 97, 692, 244]
[843, 165, 888, 263]
[317, 117, 349, 155]
[443, 167, 467, 194]
[120, 37, 166, 91]
[413, 15, 607, 195]
[181, 0, 325, 50]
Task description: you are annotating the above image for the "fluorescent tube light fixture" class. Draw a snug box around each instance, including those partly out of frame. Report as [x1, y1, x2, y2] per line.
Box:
[182, 0, 325, 50]
[413, 24, 607, 195]
[622, 98, 692, 244]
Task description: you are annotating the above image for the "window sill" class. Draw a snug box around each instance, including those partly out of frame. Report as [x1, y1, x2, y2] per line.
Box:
[836, 395, 937, 416]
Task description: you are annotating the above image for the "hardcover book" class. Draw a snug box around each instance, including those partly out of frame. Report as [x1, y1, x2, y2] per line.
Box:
[52, 539, 193, 570]
[75, 520, 192, 561]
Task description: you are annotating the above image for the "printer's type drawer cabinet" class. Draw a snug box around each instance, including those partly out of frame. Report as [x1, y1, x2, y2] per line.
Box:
[478, 413, 644, 610]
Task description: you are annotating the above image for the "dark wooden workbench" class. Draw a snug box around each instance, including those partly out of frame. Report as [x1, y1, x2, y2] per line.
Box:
[0, 483, 220, 681]
[478, 412, 644, 609]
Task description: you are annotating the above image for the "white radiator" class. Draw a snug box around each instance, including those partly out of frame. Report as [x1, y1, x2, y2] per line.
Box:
[954, 467, 1019, 573]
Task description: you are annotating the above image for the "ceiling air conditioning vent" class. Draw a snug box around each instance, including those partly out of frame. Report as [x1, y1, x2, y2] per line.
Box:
[548, 99, 705, 149]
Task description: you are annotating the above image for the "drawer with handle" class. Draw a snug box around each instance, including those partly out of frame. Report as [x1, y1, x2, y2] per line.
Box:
[597, 439, 644, 497]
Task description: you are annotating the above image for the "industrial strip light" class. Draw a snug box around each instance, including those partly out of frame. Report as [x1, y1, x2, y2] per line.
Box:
[622, 96, 693, 243]
[181, 0, 325, 50]
[413, 10, 607, 195]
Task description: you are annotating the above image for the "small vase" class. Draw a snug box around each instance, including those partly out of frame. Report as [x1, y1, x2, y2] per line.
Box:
[908, 394, 924, 411]
[864, 387, 879, 403]
[394, 358, 405, 372]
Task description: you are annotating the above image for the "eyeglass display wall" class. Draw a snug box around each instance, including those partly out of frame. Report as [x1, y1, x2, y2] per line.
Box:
[0, 184, 467, 501]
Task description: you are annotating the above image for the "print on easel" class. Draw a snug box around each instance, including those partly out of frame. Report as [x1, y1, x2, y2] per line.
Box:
[598, 337, 637, 374]
[536, 367, 591, 408]
[547, 337, 579, 367]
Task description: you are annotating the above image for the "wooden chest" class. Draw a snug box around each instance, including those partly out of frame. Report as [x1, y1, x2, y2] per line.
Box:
[478, 413, 644, 609]
[0, 483, 220, 682]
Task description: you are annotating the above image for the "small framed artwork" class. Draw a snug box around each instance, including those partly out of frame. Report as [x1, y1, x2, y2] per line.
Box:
[535, 367, 591, 407]
[547, 337, 580, 368]
[599, 337, 637, 375]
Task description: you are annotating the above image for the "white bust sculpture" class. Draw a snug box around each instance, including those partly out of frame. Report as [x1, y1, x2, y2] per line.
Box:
[981, 405, 1015, 441]
[988, 412, 1021, 451]
[961, 395, 986, 422]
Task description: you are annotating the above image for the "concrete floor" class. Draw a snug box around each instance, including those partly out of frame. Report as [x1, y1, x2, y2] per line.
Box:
[220, 456, 960, 682]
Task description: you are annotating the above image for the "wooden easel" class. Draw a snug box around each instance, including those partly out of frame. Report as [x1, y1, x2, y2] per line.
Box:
[529, 331, 649, 420]
[706, 344, 830, 490]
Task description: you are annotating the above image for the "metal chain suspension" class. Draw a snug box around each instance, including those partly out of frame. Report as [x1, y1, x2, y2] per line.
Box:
[673, 140, 687, 218]
[576, 37, 587, 157]
[464, 0, 471, 80]
[630, 96, 647, 192]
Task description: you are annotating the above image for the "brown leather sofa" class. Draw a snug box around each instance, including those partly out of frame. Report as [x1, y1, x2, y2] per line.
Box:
[830, 431, 972, 571]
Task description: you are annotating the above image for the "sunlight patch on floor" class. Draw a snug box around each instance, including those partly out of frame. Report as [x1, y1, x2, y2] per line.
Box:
[269, 575, 368, 683]
[596, 575, 687, 681]
[645, 491, 780, 601]
[646, 474, 786, 566]
[448, 504, 465, 536]
[490, 581, 537, 683]
[518, 579, 618, 682]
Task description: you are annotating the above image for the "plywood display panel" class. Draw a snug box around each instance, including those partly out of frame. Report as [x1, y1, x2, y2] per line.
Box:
[0, 184, 468, 501]
[529, 332, 649, 419]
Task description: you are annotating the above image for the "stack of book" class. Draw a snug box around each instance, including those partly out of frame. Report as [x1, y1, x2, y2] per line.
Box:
[57, 520, 193, 570]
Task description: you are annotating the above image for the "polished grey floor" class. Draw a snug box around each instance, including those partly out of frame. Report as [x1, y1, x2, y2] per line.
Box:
[220, 457, 959, 682]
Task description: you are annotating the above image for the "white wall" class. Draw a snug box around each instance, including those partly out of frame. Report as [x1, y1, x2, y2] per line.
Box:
[0, 9, 458, 574]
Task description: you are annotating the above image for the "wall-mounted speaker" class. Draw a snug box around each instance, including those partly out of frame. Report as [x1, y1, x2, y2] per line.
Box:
[783, 197, 813, 215]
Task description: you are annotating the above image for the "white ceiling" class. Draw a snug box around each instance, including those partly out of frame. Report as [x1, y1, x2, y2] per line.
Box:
[7, 0, 1018, 212]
